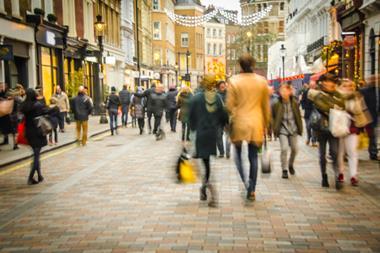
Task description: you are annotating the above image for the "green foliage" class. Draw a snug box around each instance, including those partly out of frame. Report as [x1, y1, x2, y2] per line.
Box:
[66, 68, 84, 98]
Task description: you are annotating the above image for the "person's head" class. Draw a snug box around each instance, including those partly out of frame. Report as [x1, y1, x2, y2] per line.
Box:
[217, 80, 226, 92]
[239, 53, 255, 73]
[169, 84, 176, 90]
[84, 86, 89, 95]
[123, 84, 128, 90]
[151, 83, 156, 89]
[25, 88, 37, 102]
[201, 74, 217, 91]
[318, 73, 338, 93]
[0, 82, 6, 92]
[279, 83, 292, 101]
[78, 85, 85, 95]
[137, 86, 143, 94]
[56, 85, 62, 94]
[309, 80, 317, 89]
[111, 86, 116, 94]
[15, 84, 25, 96]
[50, 97, 58, 105]
[338, 78, 356, 94]
[156, 83, 164, 93]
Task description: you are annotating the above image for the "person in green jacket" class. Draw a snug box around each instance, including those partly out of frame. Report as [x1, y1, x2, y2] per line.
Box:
[272, 83, 303, 179]
[308, 73, 345, 190]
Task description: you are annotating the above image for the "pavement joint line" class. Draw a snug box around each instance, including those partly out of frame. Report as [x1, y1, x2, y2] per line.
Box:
[0, 133, 146, 230]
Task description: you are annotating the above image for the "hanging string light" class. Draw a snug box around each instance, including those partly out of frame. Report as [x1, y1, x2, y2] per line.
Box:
[164, 6, 272, 27]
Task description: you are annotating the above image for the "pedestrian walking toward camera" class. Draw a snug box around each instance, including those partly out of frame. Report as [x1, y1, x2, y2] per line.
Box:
[136, 83, 155, 134]
[300, 82, 317, 146]
[337, 79, 372, 186]
[308, 73, 345, 190]
[53, 85, 70, 133]
[272, 83, 303, 179]
[166, 84, 178, 132]
[119, 85, 131, 127]
[21, 88, 55, 185]
[48, 97, 60, 145]
[131, 87, 146, 135]
[226, 54, 271, 201]
[216, 80, 230, 158]
[106, 87, 121, 135]
[151, 84, 167, 140]
[72, 86, 93, 146]
[188, 74, 228, 207]
[177, 85, 193, 142]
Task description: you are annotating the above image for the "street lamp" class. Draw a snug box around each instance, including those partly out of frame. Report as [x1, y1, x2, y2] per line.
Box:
[186, 50, 191, 83]
[280, 44, 286, 80]
[175, 63, 179, 87]
[94, 14, 107, 123]
[246, 31, 253, 53]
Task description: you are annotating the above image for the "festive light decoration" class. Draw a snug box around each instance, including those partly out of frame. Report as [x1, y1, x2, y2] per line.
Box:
[164, 5, 273, 27]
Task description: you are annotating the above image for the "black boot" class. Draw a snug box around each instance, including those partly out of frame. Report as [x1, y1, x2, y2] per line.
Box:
[322, 174, 329, 187]
[289, 165, 295, 175]
[282, 170, 289, 179]
[200, 185, 207, 201]
[335, 180, 343, 190]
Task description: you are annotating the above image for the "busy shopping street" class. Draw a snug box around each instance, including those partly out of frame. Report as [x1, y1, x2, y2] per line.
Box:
[0, 123, 379, 253]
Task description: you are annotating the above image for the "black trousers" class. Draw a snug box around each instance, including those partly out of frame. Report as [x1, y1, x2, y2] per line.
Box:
[181, 122, 190, 141]
[147, 111, 153, 131]
[138, 118, 145, 132]
[29, 147, 42, 180]
[317, 131, 339, 179]
[169, 108, 178, 131]
[58, 112, 66, 130]
[153, 114, 162, 134]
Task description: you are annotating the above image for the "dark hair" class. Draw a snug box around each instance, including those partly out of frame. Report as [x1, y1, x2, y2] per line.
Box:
[217, 80, 226, 89]
[318, 73, 338, 84]
[239, 54, 255, 73]
[22, 88, 38, 113]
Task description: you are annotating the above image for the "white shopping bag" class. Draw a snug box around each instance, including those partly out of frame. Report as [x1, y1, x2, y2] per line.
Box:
[329, 108, 351, 138]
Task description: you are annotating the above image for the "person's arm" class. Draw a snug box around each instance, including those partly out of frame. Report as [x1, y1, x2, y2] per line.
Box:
[261, 83, 271, 129]
[65, 93, 70, 112]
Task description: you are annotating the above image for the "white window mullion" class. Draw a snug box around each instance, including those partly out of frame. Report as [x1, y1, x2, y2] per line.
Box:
[31, 0, 42, 10]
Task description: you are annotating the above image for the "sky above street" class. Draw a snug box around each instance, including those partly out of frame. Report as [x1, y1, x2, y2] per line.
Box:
[201, 0, 240, 10]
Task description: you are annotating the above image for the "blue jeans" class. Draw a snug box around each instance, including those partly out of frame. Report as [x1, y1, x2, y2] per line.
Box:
[121, 104, 129, 126]
[109, 110, 118, 134]
[318, 131, 339, 179]
[234, 143, 259, 193]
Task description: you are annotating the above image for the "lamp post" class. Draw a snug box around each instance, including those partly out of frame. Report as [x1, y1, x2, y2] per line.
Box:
[175, 63, 178, 87]
[246, 31, 253, 53]
[94, 14, 107, 123]
[280, 44, 286, 80]
[185, 50, 191, 85]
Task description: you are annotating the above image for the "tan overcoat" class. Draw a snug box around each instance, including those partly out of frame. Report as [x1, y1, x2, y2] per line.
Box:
[226, 73, 271, 145]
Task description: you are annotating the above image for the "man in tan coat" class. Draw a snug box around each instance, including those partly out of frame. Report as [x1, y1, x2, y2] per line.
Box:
[54, 85, 70, 132]
[226, 54, 271, 201]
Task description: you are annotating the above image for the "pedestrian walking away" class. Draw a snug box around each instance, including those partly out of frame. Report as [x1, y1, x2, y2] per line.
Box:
[151, 84, 167, 140]
[166, 84, 179, 132]
[72, 86, 93, 146]
[177, 85, 193, 142]
[48, 97, 60, 145]
[135, 83, 156, 134]
[188, 74, 228, 207]
[119, 84, 131, 128]
[216, 80, 231, 158]
[272, 83, 303, 179]
[131, 87, 146, 135]
[308, 73, 346, 190]
[106, 86, 121, 135]
[300, 82, 317, 146]
[53, 85, 70, 133]
[226, 54, 271, 201]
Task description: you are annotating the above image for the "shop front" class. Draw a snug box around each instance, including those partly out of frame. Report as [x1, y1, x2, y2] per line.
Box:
[35, 22, 67, 104]
[0, 18, 36, 89]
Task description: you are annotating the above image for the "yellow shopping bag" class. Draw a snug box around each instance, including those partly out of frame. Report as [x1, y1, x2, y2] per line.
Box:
[179, 160, 197, 184]
[357, 132, 369, 150]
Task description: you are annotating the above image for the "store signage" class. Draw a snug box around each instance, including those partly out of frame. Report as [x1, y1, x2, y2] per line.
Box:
[105, 56, 116, 65]
[153, 73, 160, 79]
[85, 56, 97, 63]
[0, 45, 13, 61]
[46, 31, 56, 46]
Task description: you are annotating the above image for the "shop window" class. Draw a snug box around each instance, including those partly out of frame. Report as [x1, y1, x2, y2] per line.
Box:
[40, 47, 58, 104]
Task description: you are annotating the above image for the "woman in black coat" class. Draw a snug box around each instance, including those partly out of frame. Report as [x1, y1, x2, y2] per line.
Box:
[188, 74, 228, 206]
[21, 88, 50, 185]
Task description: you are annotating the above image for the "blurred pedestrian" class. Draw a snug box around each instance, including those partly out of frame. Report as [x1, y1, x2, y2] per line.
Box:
[300, 81, 318, 146]
[119, 85, 131, 127]
[216, 80, 231, 158]
[139, 83, 156, 134]
[226, 54, 271, 201]
[166, 84, 179, 132]
[337, 79, 372, 186]
[48, 97, 60, 145]
[21, 88, 53, 185]
[151, 84, 167, 140]
[106, 86, 121, 135]
[131, 87, 146, 135]
[272, 83, 303, 179]
[360, 75, 380, 160]
[177, 85, 193, 142]
[188, 74, 228, 207]
[35, 86, 46, 105]
[308, 73, 345, 190]
[72, 86, 93, 146]
[53, 85, 70, 133]
[0, 82, 16, 149]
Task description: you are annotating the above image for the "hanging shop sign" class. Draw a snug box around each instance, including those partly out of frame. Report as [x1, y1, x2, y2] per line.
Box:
[36, 26, 64, 49]
[0, 45, 13, 61]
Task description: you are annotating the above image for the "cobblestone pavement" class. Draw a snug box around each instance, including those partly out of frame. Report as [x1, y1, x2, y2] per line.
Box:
[0, 123, 379, 253]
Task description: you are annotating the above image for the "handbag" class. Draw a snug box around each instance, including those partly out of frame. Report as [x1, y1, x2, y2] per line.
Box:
[261, 136, 272, 174]
[329, 108, 351, 138]
[0, 99, 14, 117]
[176, 148, 198, 184]
[34, 115, 53, 136]
[16, 119, 28, 145]
[357, 132, 369, 150]
[309, 109, 329, 132]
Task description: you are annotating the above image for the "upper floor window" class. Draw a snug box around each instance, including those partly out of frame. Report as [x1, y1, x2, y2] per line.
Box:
[280, 2, 285, 11]
[219, 44, 222, 56]
[213, 28, 216, 37]
[258, 4, 261, 12]
[207, 43, 211, 55]
[219, 29, 222, 37]
[153, 0, 159, 10]
[153, 22, 161, 40]
[181, 33, 189, 47]
[207, 28, 210, 37]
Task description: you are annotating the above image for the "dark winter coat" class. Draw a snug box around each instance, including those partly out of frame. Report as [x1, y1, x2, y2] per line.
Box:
[107, 93, 121, 113]
[360, 85, 380, 128]
[272, 97, 303, 137]
[166, 89, 178, 110]
[119, 89, 131, 105]
[300, 89, 314, 119]
[22, 101, 49, 148]
[141, 87, 156, 112]
[72, 93, 93, 121]
[151, 92, 167, 117]
[177, 91, 192, 123]
[132, 94, 145, 119]
[188, 92, 228, 159]
[48, 105, 60, 129]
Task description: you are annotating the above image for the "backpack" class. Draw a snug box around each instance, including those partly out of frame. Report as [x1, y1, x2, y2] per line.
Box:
[34, 115, 53, 136]
[309, 109, 329, 132]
